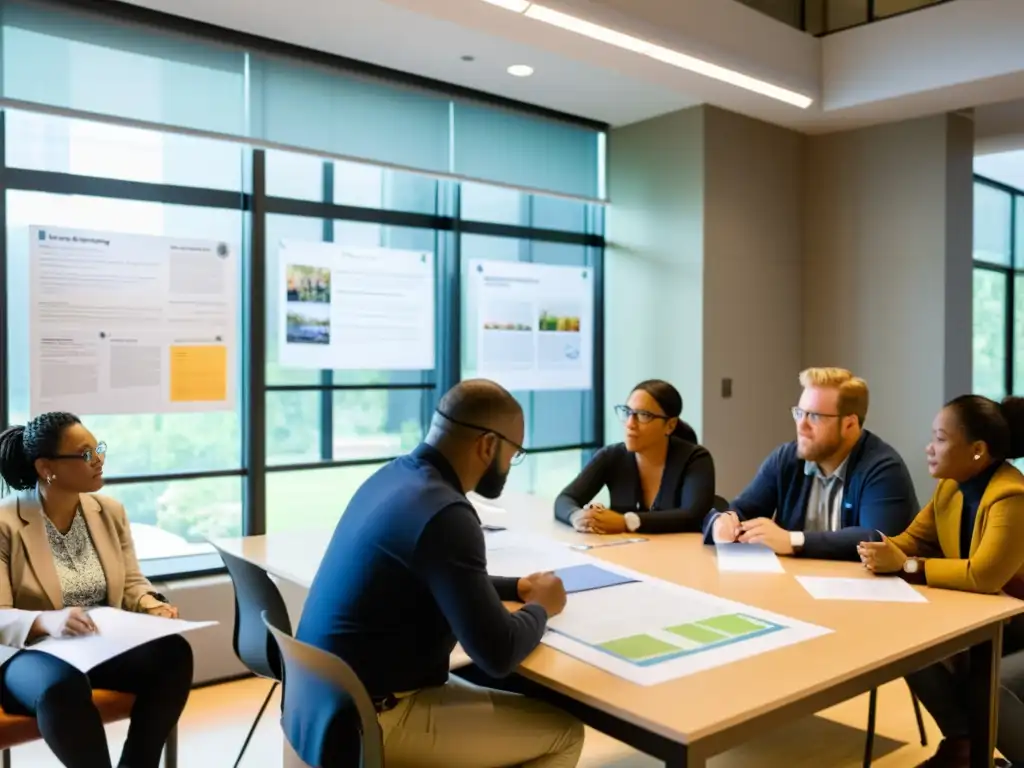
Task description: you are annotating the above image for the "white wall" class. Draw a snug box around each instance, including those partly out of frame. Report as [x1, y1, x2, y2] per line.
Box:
[803, 112, 974, 500]
[703, 107, 804, 497]
[606, 107, 706, 441]
[606, 106, 803, 497]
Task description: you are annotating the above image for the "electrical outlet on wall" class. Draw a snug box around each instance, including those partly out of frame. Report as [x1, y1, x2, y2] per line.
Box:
[721, 378, 733, 399]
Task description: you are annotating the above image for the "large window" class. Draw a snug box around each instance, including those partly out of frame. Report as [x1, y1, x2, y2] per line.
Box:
[972, 178, 1024, 401]
[0, 0, 607, 578]
[0, 112, 605, 575]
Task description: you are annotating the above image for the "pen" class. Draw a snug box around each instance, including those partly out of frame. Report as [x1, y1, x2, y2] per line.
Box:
[569, 537, 648, 551]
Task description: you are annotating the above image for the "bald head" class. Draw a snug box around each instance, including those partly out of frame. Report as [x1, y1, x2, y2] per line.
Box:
[432, 379, 523, 438]
[427, 379, 524, 498]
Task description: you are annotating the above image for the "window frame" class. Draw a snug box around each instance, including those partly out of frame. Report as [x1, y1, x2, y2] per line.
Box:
[0, 111, 607, 581]
[974, 175, 1020, 400]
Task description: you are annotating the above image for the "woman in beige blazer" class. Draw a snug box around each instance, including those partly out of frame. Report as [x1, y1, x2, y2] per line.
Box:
[0, 412, 193, 768]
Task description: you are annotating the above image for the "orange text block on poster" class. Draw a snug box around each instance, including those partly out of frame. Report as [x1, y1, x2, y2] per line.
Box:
[169, 345, 228, 403]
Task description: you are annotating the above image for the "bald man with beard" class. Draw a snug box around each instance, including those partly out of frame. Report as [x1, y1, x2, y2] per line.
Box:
[295, 379, 584, 768]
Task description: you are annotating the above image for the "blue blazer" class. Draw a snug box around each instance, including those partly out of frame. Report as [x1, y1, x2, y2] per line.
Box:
[703, 430, 918, 560]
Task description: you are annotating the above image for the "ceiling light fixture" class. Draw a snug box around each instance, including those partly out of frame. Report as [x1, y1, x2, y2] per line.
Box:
[480, 0, 531, 11]
[507, 64, 535, 77]
[479, 1, 813, 109]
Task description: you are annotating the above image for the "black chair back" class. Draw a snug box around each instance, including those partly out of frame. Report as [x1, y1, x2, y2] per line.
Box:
[213, 543, 292, 681]
[262, 612, 384, 768]
[713, 495, 730, 513]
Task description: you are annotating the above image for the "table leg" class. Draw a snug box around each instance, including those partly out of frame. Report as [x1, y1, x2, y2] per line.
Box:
[665, 744, 704, 767]
[967, 626, 1003, 768]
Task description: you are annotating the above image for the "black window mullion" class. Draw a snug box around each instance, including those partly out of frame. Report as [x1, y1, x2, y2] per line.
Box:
[0, 110, 8, 431]
[1009, 193, 1019, 396]
[320, 161, 335, 462]
[244, 149, 268, 536]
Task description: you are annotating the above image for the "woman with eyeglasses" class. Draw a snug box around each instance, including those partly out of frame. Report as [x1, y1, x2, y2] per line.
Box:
[554, 380, 716, 534]
[0, 412, 193, 768]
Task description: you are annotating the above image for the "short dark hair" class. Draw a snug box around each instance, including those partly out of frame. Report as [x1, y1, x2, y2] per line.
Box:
[0, 412, 81, 492]
[436, 379, 521, 428]
[946, 395, 1024, 461]
[632, 380, 695, 442]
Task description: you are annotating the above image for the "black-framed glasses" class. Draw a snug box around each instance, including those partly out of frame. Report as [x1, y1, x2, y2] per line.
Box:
[791, 407, 841, 425]
[50, 442, 107, 464]
[614, 405, 667, 425]
[435, 410, 527, 465]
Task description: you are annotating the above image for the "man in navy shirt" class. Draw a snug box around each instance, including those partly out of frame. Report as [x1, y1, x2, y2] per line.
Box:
[296, 379, 583, 768]
[706, 367, 918, 560]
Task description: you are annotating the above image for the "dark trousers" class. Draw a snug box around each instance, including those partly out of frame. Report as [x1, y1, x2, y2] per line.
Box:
[0, 633, 193, 768]
[907, 617, 1024, 762]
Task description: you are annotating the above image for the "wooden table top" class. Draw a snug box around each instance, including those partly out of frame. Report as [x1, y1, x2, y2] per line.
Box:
[215, 490, 1024, 746]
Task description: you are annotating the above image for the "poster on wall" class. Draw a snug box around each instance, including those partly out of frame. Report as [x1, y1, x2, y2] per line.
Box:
[468, 259, 593, 391]
[276, 240, 435, 371]
[29, 226, 239, 416]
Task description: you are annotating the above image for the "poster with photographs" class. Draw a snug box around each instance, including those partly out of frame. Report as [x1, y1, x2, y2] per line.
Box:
[467, 259, 593, 391]
[277, 241, 435, 371]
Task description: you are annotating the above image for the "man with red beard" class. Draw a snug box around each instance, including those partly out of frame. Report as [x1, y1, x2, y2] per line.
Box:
[705, 367, 918, 560]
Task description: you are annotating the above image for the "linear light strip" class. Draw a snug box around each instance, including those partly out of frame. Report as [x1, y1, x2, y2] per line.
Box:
[480, 0, 813, 109]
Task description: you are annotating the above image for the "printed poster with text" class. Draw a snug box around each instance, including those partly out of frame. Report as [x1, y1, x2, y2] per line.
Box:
[29, 226, 239, 417]
[469, 260, 593, 391]
[277, 241, 435, 371]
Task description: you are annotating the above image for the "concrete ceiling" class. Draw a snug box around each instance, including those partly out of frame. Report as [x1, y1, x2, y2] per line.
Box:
[118, 0, 1024, 141]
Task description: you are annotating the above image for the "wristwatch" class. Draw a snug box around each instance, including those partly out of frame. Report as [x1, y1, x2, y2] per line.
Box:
[623, 512, 641, 532]
[902, 558, 921, 574]
[899, 557, 926, 585]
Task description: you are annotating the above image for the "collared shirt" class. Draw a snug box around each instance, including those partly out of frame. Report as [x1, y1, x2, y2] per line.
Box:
[44, 509, 108, 608]
[803, 456, 850, 533]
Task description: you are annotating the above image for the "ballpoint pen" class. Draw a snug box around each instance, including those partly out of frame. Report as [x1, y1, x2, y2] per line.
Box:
[569, 537, 648, 551]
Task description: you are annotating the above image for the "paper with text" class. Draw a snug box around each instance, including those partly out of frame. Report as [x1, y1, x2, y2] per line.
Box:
[29, 226, 239, 416]
[29, 608, 217, 672]
[715, 543, 786, 573]
[796, 576, 928, 603]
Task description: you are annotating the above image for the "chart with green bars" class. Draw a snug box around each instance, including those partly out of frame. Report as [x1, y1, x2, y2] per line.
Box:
[596, 613, 784, 667]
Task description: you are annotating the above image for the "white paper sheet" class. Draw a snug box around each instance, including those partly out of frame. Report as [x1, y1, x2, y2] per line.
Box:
[30, 226, 239, 416]
[543, 559, 831, 686]
[485, 532, 589, 577]
[795, 576, 928, 603]
[29, 608, 217, 672]
[715, 543, 786, 573]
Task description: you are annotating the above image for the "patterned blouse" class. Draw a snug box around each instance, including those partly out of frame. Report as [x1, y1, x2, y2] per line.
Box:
[44, 509, 108, 608]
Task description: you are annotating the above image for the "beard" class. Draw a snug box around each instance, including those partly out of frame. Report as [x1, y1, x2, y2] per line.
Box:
[475, 454, 510, 499]
[797, 432, 842, 463]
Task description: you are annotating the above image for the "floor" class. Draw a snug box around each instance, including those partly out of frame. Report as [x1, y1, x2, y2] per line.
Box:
[6, 676, 940, 767]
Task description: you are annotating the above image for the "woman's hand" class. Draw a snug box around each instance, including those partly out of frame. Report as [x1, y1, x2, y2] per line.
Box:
[857, 538, 908, 574]
[586, 509, 628, 535]
[32, 607, 98, 638]
[144, 604, 179, 619]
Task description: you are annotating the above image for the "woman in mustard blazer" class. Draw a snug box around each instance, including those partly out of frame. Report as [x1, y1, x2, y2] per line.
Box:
[859, 395, 1024, 768]
[0, 412, 193, 768]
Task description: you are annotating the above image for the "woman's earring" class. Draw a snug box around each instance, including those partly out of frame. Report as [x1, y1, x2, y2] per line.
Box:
[974, 454, 981, 461]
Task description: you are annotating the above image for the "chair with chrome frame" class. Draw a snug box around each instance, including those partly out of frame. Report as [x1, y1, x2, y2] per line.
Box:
[262, 612, 384, 768]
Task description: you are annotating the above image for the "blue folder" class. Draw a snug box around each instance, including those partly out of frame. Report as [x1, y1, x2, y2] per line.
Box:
[554, 564, 638, 594]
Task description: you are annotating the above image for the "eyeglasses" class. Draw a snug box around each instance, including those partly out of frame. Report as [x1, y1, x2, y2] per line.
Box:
[791, 407, 842, 425]
[614, 405, 667, 425]
[50, 442, 107, 464]
[435, 410, 527, 465]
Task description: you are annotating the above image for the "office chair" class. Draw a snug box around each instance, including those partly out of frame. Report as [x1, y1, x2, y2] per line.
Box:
[263, 612, 384, 768]
[676, 420, 699, 445]
[213, 544, 292, 768]
[863, 684, 927, 767]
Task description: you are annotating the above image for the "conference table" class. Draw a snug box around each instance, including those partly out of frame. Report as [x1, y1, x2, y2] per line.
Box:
[215, 491, 1024, 768]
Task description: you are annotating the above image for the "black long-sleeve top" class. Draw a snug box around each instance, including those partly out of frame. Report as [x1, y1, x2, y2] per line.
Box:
[554, 437, 716, 534]
[296, 444, 545, 698]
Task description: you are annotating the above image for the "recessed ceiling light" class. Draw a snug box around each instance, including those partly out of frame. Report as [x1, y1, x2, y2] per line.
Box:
[507, 64, 534, 77]
[479, 0, 813, 109]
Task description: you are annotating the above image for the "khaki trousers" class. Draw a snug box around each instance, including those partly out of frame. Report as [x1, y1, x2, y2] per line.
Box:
[377, 677, 585, 767]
